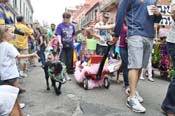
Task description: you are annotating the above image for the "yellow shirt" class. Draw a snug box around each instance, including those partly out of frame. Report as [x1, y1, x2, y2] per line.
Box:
[15, 23, 33, 50]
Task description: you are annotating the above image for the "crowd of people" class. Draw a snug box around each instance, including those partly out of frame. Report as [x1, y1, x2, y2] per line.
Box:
[0, 0, 175, 116]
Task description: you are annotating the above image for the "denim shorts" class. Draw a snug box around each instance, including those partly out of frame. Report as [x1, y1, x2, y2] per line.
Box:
[3, 77, 19, 85]
[127, 36, 153, 69]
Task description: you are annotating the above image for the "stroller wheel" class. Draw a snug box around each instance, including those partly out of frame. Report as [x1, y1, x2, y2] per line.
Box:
[83, 78, 89, 90]
[104, 77, 110, 89]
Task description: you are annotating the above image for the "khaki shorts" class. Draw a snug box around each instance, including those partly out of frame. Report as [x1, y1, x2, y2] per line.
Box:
[18, 49, 28, 64]
[127, 36, 153, 69]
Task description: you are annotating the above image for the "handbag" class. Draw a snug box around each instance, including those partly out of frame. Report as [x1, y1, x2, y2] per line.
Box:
[62, 41, 72, 48]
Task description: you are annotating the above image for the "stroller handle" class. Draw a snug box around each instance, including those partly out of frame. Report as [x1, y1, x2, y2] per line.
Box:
[107, 41, 113, 46]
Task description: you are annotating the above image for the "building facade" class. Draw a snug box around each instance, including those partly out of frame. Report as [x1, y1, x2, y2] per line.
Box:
[71, 0, 172, 31]
[6, 0, 34, 23]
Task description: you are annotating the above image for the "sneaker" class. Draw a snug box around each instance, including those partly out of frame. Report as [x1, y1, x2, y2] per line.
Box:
[19, 103, 25, 109]
[66, 76, 71, 81]
[124, 88, 144, 103]
[23, 72, 27, 77]
[65, 73, 71, 81]
[140, 76, 145, 80]
[148, 77, 154, 82]
[62, 78, 66, 83]
[19, 71, 24, 77]
[135, 91, 144, 103]
[124, 86, 130, 96]
[127, 96, 146, 113]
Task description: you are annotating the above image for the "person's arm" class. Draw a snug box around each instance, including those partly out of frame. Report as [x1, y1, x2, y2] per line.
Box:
[95, 24, 115, 30]
[92, 32, 104, 41]
[23, 25, 33, 35]
[72, 25, 76, 42]
[8, 44, 39, 59]
[55, 24, 63, 47]
[113, 0, 131, 43]
[151, 4, 162, 23]
[16, 53, 38, 59]
[0, 7, 5, 24]
[39, 36, 43, 47]
[30, 35, 35, 42]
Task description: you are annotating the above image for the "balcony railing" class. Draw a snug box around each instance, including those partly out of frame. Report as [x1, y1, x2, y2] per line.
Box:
[100, 0, 119, 11]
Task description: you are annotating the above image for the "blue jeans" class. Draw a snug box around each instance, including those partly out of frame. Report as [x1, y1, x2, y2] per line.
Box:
[161, 42, 175, 114]
[60, 47, 74, 73]
[38, 45, 46, 65]
[120, 47, 129, 87]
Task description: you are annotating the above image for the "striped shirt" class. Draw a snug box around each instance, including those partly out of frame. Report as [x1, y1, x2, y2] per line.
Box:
[0, 3, 13, 25]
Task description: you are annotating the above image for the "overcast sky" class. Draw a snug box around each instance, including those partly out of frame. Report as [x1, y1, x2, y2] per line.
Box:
[30, 0, 85, 25]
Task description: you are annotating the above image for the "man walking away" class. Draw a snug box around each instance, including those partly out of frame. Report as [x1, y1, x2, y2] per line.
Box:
[112, 0, 162, 113]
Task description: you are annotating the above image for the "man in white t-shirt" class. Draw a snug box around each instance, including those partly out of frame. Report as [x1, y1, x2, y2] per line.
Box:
[95, 12, 112, 55]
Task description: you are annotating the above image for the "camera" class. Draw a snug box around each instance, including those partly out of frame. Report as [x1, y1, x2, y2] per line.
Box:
[14, 28, 25, 36]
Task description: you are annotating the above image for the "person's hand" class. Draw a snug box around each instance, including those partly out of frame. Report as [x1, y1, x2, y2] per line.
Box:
[59, 43, 63, 49]
[110, 37, 118, 45]
[151, 6, 160, 16]
[32, 53, 40, 59]
[100, 38, 105, 43]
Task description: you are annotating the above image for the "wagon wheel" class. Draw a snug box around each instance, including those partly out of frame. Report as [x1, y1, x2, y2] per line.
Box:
[104, 77, 110, 89]
[83, 78, 89, 90]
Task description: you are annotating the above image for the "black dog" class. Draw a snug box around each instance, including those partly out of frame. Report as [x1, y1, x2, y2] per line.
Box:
[43, 60, 64, 95]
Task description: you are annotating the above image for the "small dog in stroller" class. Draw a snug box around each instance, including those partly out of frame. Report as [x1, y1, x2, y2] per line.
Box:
[43, 47, 71, 95]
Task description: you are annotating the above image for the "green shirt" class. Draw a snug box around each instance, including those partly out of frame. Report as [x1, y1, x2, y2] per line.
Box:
[47, 29, 55, 41]
[77, 33, 84, 41]
[86, 38, 98, 51]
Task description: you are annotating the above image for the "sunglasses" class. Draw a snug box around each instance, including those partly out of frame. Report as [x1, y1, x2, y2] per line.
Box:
[63, 16, 70, 19]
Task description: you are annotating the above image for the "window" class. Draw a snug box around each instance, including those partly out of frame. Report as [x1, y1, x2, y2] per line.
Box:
[13, 0, 17, 8]
[20, 0, 22, 13]
[23, 3, 25, 16]
[95, 9, 98, 21]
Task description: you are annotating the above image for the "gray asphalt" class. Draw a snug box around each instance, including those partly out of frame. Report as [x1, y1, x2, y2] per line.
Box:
[19, 65, 169, 116]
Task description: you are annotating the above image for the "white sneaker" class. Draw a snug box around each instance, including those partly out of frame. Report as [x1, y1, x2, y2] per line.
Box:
[140, 76, 145, 80]
[64, 73, 71, 81]
[127, 96, 146, 113]
[19, 71, 25, 77]
[62, 78, 66, 83]
[135, 91, 144, 103]
[23, 72, 27, 77]
[66, 76, 71, 81]
[148, 77, 154, 82]
[19, 103, 25, 109]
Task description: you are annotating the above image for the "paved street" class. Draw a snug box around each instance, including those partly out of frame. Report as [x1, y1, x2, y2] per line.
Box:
[19, 65, 169, 116]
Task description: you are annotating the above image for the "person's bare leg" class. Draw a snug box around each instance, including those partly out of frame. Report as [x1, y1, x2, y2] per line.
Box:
[10, 100, 24, 116]
[20, 63, 25, 72]
[137, 69, 142, 84]
[12, 80, 26, 93]
[129, 69, 140, 97]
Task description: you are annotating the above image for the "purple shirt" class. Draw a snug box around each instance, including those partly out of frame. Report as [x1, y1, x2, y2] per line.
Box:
[119, 23, 127, 48]
[55, 22, 75, 47]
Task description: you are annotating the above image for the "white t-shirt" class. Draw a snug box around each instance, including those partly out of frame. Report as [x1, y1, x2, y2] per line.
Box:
[167, 22, 175, 43]
[95, 21, 112, 46]
[0, 85, 19, 116]
[0, 42, 19, 81]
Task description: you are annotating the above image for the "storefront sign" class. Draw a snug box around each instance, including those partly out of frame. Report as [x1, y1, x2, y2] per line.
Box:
[157, 4, 173, 25]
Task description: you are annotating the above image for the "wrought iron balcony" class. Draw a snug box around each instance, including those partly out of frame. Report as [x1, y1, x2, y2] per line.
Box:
[100, 0, 119, 11]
